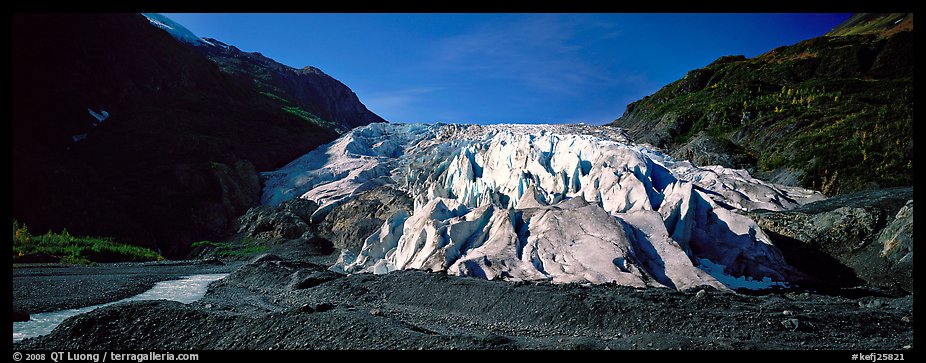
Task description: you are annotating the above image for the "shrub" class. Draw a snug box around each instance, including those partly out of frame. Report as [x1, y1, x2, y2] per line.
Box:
[12, 220, 163, 264]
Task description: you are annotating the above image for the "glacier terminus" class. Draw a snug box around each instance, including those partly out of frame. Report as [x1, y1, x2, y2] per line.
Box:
[262, 123, 826, 290]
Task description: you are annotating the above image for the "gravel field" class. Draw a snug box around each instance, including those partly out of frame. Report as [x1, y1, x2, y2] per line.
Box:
[14, 254, 913, 350]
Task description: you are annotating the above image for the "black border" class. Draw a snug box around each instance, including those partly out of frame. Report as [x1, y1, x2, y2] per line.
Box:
[8, 2, 917, 360]
[7, 0, 917, 13]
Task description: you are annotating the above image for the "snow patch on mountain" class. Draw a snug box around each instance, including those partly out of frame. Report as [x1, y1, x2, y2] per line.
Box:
[263, 123, 826, 290]
[141, 13, 209, 46]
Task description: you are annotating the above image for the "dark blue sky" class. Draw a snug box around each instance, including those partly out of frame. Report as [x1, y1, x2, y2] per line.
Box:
[164, 13, 851, 125]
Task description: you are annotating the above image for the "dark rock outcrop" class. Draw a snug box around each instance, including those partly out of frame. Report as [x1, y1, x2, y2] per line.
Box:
[315, 187, 414, 253]
[749, 187, 913, 292]
[236, 198, 319, 242]
[12, 13, 348, 258]
[220, 186, 413, 260]
[670, 132, 756, 171]
[215, 199, 333, 261]
[184, 160, 264, 240]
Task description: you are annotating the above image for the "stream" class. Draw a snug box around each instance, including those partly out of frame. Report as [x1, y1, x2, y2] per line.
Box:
[13, 273, 227, 342]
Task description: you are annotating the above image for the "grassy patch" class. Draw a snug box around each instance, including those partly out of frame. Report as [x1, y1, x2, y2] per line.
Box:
[192, 240, 269, 258]
[259, 91, 290, 104]
[281, 106, 337, 129]
[12, 221, 163, 264]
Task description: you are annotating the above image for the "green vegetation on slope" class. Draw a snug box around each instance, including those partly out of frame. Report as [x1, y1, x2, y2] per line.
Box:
[191, 240, 268, 258]
[13, 221, 163, 264]
[611, 14, 912, 196]
[260, 90, 339, 129]
[200, 42, 386, 130]
[282, 106, 339, 129]
[259, 91, 290, 104]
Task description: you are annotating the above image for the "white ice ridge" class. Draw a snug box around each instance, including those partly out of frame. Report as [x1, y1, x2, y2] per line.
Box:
[263, 123, 826, 290]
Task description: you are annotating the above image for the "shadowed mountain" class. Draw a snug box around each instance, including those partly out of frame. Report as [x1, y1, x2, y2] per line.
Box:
[12, 13, 381, 258]
[196, 37, 386, 132]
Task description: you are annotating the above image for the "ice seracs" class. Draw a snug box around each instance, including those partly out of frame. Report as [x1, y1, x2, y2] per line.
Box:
[264, 123, 826, 290]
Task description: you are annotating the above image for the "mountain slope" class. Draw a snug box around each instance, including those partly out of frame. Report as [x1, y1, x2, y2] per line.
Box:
[608, 13, 913, 196]
[138, 13, 385, 131]
[12, 13, 378, 258]
[141, 13, 211, 46]
[196, 37, 386, 132]
[826, 13, 913, 36]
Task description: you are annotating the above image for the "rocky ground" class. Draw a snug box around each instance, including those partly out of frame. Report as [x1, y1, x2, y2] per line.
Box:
[14, 253, 913, 350]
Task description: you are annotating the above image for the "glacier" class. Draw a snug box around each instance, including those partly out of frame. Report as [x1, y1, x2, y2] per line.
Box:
[263, 123, 825, 290]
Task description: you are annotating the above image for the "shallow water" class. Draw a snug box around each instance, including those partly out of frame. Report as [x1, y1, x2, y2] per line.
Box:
[13, 273, 227, 342]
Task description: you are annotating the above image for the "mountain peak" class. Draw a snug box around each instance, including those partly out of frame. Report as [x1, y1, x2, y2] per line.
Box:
[140, 13, 386, 130]
[301, 65, 324, 74]
[141, 13, 209, 46]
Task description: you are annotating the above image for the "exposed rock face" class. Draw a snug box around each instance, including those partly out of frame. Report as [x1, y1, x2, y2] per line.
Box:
[750, 187, 913, 292]
[670, 132, 756, 171]
[216, 198, 332, 261]
[877, 200, 913, 274]
[236, 198, 320, 243]
[315, 186, 414, 254]
[225, 187, 414, 261]
[188, 160, 263, 242]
